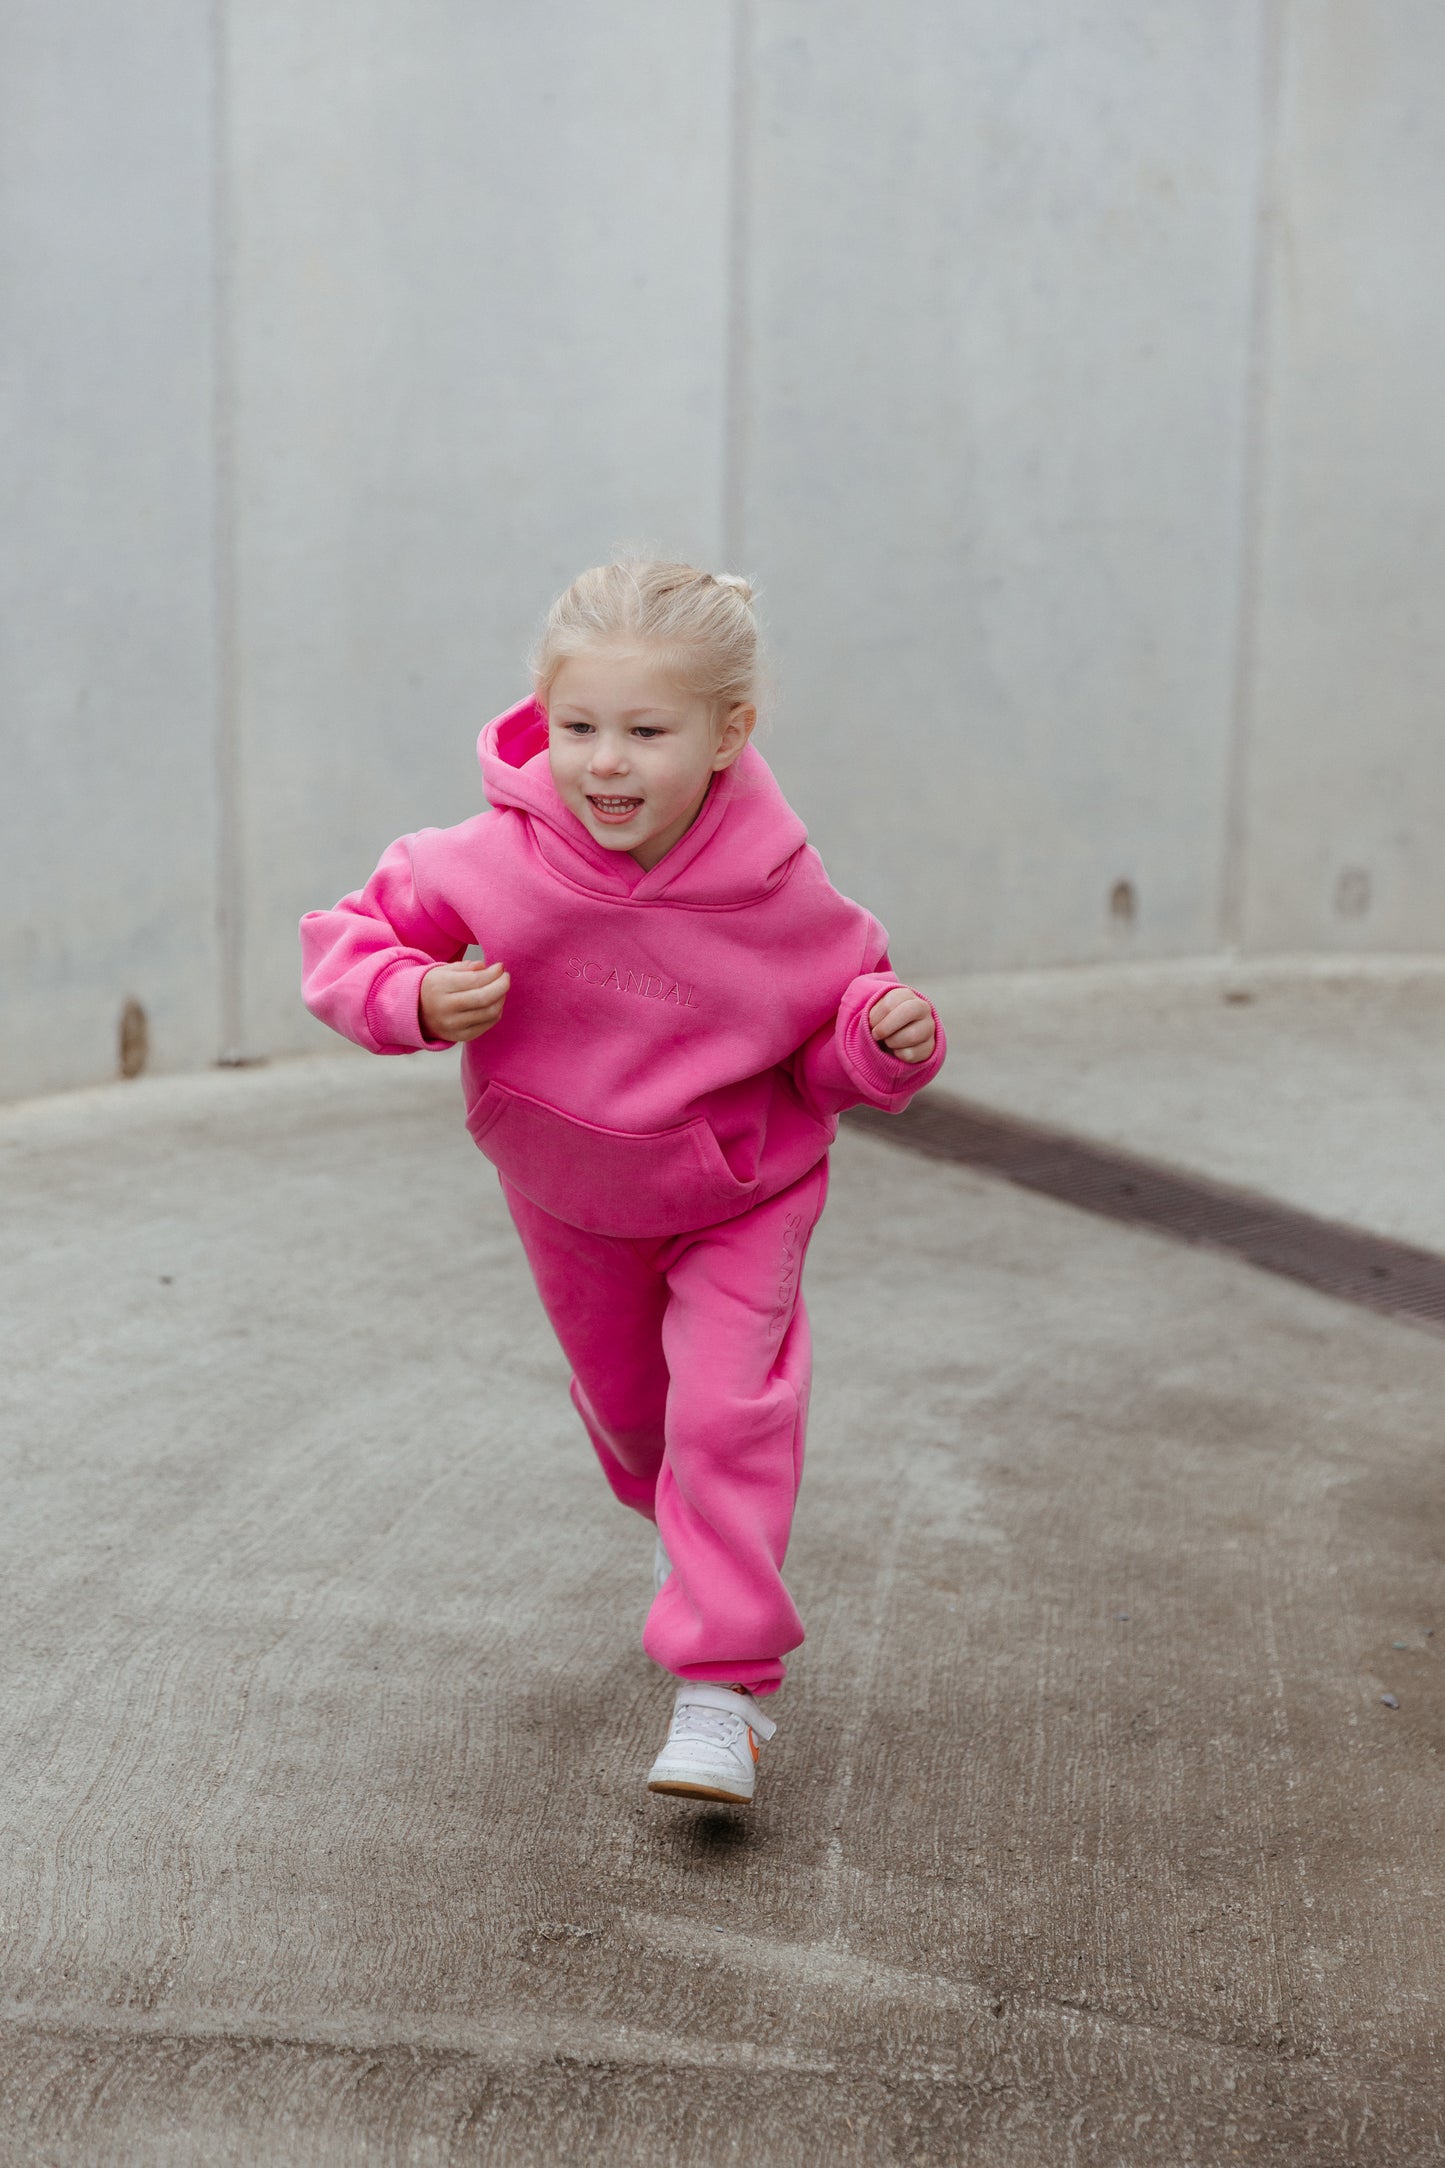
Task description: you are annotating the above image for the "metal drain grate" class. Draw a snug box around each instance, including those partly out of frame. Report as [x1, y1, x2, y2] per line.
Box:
[843, 1092, 1445, 1337]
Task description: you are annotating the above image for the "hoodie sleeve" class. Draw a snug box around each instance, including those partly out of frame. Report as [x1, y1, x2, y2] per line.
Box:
[300, 833, 473, 1054]
[790, 936, 947, 1120]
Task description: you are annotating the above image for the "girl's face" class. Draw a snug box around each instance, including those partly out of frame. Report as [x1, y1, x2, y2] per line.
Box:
[545, 646, 755, 872]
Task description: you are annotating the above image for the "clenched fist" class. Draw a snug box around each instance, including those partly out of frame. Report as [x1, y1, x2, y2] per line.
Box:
[867, 986, 936, 1065]
[419, 957, 510, 1044]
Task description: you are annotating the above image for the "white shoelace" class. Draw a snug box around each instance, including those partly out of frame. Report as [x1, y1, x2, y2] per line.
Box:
[670, 1699, 750, 1746]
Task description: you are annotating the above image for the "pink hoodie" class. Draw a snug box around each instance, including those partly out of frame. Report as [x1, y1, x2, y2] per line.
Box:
[301, 697, 946, 1238]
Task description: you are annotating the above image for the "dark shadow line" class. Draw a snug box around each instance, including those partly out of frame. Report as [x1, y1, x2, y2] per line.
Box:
[843, 1093, 1445, 1337]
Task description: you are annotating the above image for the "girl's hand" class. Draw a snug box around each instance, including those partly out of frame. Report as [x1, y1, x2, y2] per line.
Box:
[868, 987, 936, 1065]
[420, 958, 510, 1043]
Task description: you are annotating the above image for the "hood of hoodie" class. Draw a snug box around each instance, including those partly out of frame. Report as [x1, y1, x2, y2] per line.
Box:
[476, 697, 809, 908]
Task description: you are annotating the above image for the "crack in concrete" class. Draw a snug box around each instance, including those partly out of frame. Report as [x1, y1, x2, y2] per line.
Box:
[1, 1998, 1438, 2123]
[0, 2007, 836, 2080]
[618, 1915, 1432, 2096]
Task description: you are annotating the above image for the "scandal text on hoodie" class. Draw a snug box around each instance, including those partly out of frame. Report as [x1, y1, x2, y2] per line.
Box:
[566, 959, 701, 1007]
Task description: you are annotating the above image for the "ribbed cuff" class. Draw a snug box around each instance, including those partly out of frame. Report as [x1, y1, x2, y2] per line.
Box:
[837, 984, 946, 1110]
[364, 955, 453, 1052]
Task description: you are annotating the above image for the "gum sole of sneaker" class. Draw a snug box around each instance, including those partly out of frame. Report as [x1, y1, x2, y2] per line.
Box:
[647, 1778, 753, 1804]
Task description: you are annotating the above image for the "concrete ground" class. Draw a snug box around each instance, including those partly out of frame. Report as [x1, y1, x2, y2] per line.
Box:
[927, 953, 1445, 1249]
[2, 963, 1443, 2165]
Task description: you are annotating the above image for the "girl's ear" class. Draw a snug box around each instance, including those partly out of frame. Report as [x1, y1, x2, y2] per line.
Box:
[712, 702, 757, 771]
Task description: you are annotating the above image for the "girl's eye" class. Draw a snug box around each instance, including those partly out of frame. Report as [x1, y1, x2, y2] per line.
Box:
[562, 722, 592, 735]
[632, 726, 662, 739]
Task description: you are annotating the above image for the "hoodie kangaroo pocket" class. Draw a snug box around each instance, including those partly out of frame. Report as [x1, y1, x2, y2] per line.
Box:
[465, 1081, 758, 1237]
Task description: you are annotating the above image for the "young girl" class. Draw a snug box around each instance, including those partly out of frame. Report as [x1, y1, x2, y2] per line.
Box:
[301, 560, 945, 1805]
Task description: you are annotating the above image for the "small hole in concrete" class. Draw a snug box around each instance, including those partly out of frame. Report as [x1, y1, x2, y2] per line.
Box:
[1109, 879, 1137, 927]
[1334, 866, 1371, 918]
[118, 998, 148, 1080]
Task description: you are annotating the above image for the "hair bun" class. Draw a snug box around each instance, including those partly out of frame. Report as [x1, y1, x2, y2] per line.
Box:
[713, 572, 755, 606]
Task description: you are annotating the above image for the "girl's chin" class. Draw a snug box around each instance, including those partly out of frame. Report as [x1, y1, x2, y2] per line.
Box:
[580, 809, 657, 851]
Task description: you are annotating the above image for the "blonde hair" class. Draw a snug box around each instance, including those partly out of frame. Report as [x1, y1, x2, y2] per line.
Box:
[531, 557, 759, 720]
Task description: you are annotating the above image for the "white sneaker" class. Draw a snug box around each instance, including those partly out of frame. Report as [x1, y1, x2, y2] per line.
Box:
[652, 1532, 672, 1596]
[645, 1682, 777, 1804]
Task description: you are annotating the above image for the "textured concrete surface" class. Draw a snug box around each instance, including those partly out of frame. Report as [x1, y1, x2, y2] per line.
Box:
[2, 1049, 1443, 2163]
[930, 954, 1445, 1250]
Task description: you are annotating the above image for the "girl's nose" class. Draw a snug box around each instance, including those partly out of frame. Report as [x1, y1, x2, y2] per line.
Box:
[589, 740, 628, 778]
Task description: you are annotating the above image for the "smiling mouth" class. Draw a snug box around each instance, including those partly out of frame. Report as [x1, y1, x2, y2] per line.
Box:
[586, 794, 644, 821]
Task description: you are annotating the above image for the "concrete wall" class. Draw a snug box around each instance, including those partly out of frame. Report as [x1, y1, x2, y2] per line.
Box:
[4, 1, 1443, 1096]
[1, 3, 221, 1097]
[225, 2, 733, 1057]
[746, 0, 1263, 972]
[1234, 0, 1445, 954]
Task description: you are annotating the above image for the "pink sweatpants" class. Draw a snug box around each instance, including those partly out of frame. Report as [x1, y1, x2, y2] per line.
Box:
[502, 1159, 830, 1697]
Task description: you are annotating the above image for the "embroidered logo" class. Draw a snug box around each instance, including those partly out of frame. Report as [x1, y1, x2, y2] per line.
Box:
[565, 958, 700, 1008]
[770, 1210, 806, 1333]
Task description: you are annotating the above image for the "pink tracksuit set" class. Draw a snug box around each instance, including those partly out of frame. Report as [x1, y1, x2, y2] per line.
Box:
[300, 697, 946, 1695]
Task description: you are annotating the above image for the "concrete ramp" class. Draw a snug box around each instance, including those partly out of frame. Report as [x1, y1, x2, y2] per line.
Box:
[2, 1053, 1441, 2162]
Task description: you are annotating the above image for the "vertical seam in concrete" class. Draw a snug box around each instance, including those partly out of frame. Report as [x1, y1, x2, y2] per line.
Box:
[721, 0, 753, 570]
[1220, 0, 1287, 953]
[211, 0, 244, 1062]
